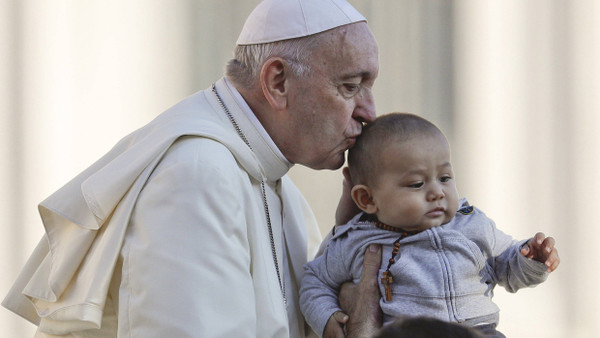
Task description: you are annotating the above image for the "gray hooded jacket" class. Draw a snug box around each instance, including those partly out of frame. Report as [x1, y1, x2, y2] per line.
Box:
[300, 198, 549, 336]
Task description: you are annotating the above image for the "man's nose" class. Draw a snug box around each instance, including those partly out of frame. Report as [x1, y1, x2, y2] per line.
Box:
[353, 87, 376, 124]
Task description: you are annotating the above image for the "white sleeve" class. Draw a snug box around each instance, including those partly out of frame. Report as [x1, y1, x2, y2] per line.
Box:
[119, 138, 257, 337]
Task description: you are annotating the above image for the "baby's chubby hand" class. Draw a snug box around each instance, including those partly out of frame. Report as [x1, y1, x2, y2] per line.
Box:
[520, 232, 560, 272]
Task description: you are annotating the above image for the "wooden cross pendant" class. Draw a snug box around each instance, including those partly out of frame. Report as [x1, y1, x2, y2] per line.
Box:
[381, 271, 393, 301]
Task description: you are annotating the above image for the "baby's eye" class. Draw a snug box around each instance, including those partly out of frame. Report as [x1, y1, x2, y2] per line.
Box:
[440, 176, 452, 183]
[408, 182, 424, 188]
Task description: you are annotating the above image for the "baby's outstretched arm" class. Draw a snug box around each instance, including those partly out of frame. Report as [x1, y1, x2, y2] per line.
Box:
[520, 232, 560, 272]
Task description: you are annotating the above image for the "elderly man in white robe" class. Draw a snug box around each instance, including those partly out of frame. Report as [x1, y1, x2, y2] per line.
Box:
[3, 0, 383, 337]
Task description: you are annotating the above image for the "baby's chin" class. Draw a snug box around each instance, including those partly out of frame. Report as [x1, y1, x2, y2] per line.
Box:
[401, 223, 439, 233]
[388, 217, 451, 232]
[407, 219, 452, 232]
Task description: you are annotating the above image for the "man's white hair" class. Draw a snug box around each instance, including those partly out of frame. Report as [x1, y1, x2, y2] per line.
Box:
[225, 34, 321, 89]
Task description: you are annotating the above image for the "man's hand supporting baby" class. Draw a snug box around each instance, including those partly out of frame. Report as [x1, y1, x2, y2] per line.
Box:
[323, 244, 383, 338]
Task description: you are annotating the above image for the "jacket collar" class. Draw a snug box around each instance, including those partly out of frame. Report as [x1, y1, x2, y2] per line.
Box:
[214, 78, 292, 183]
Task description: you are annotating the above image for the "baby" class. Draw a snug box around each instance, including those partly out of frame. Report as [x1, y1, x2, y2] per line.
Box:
[300, 113, 559, 337]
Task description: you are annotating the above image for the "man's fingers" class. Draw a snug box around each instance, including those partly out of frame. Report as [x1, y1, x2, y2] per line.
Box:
[332, 311, 349, 324]
[344, 244, 383, 338]
[360, 245, 382, 295]
[338, 282, 357, 313]
[362, 244, 382, 277]
[323, 312, 349, 338]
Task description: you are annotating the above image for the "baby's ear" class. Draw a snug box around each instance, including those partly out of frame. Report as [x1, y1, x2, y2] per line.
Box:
[351, 185, 378, 214]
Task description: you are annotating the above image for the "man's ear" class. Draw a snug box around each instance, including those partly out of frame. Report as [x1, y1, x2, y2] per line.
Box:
[351, 184, 378, 214]
[260, 57, 288, 111]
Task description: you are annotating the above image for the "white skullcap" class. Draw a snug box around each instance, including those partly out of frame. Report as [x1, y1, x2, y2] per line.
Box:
[237, 0, 367, 45]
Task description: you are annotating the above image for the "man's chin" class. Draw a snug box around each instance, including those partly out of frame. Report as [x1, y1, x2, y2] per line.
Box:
[304, 155, 345, 171]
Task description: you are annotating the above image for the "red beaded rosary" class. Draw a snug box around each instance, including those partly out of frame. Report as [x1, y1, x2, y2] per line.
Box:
[374, 220, 419, 301]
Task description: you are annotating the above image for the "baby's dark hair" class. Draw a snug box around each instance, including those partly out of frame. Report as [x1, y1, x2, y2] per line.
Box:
[348, 113, 444, 186]
[374, 316, 484, 338]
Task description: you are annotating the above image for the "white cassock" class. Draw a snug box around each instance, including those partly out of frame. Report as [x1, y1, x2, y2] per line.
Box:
[3, 78, 322, 337]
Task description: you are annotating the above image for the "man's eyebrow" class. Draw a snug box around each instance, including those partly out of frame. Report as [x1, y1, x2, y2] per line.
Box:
[339, 71, 372, 81]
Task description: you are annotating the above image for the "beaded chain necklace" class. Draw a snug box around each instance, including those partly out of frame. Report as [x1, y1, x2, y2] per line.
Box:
[373, 220, 421, 301]
[211, 83, 286, 307]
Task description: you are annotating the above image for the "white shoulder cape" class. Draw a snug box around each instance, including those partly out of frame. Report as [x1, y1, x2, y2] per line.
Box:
[3, 78, 321, 334]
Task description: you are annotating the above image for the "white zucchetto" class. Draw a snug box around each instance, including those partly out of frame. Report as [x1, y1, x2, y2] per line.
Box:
[236, 0, 366, 45]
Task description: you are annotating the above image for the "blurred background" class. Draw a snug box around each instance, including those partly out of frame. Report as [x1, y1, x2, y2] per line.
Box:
[1, 0, 598, 337]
